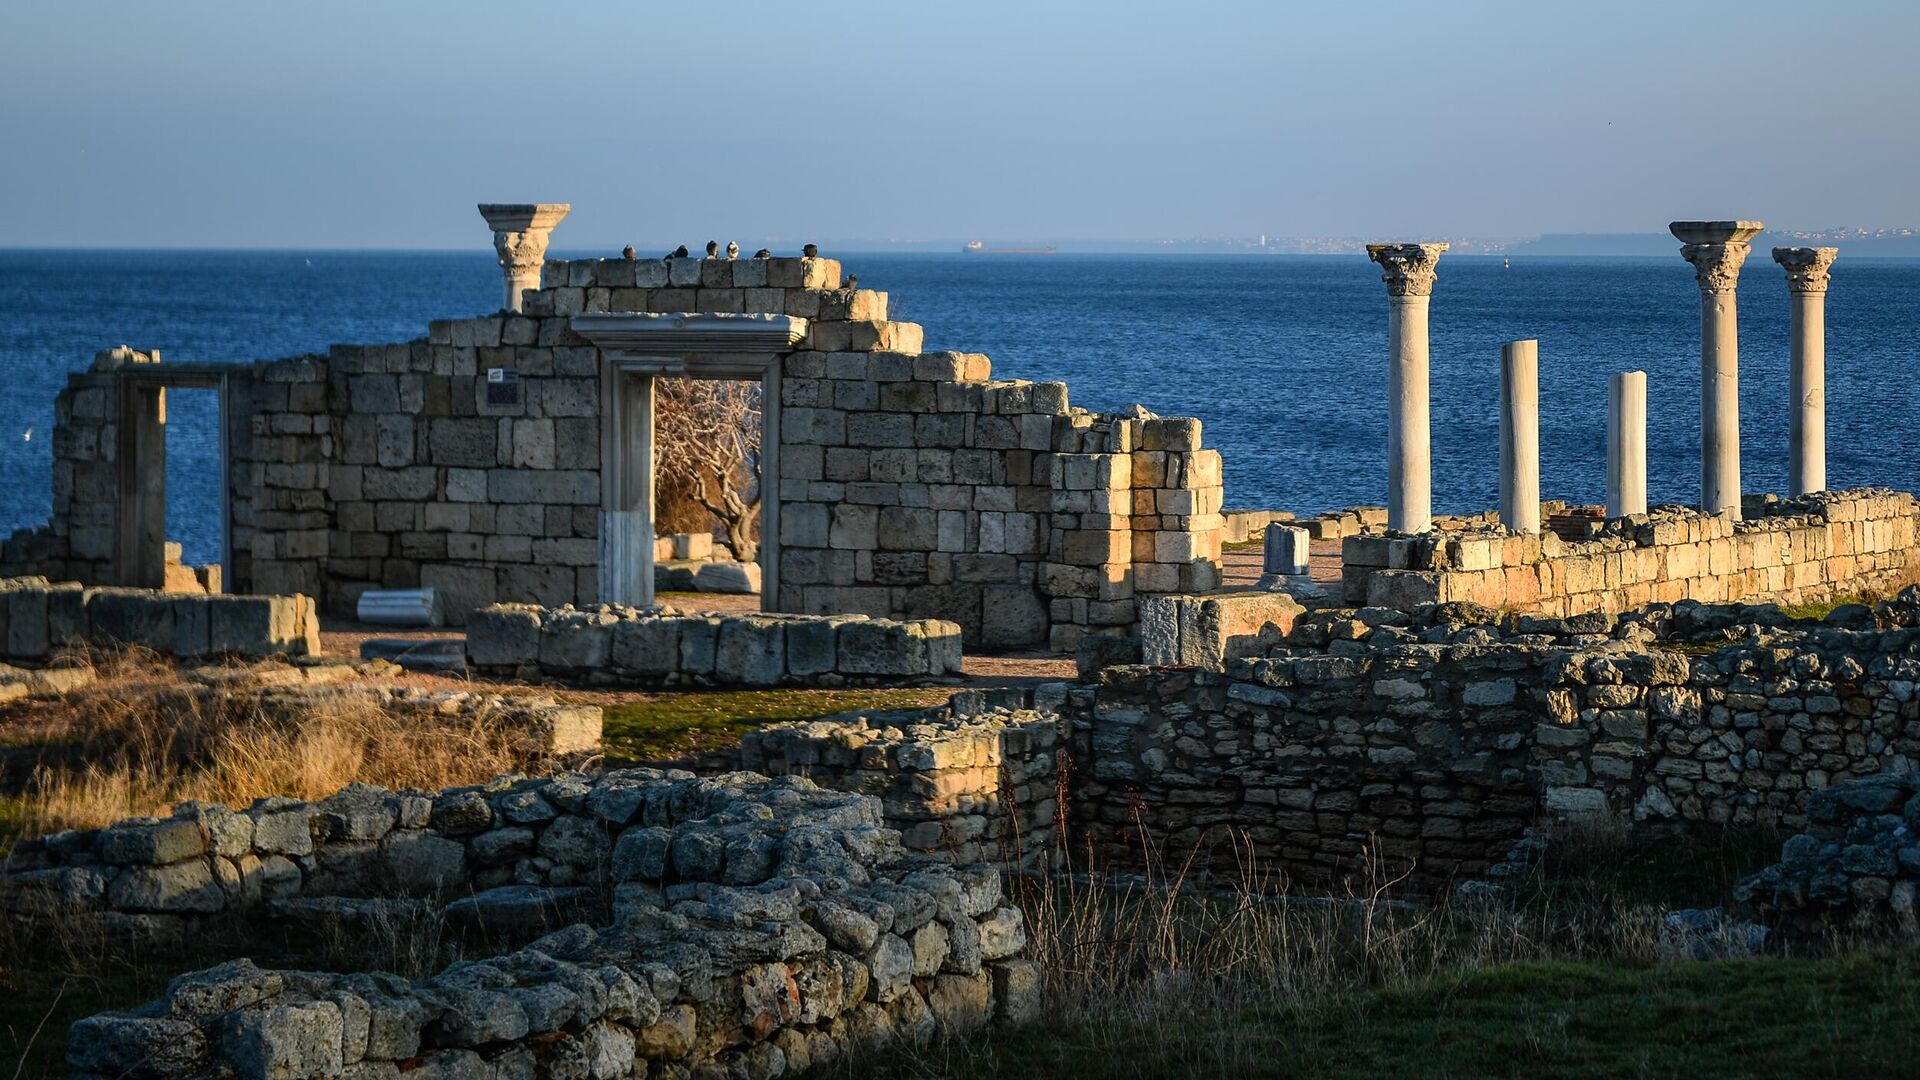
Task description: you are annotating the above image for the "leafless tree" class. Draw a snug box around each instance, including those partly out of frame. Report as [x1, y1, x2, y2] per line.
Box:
[653, 378, 762, 560]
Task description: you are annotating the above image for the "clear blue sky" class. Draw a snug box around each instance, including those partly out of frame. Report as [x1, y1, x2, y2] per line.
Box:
[2, 0, 1914, 249]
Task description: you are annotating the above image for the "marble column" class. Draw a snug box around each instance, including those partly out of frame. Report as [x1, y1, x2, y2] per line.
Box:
[478, 203, 571, 313]
[1366, 242, 1448, 534]
[1499, 339, 1540, 534]
[1772, 247, 1838, 496]
[1607, 371, 1648, 518]
[1671, 220, 1763, 519]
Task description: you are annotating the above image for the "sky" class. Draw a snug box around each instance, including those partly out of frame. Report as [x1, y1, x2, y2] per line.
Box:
[1, 0, 1916, 249]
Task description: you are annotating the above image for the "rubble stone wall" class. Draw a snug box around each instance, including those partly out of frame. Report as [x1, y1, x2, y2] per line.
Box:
[0, 575, 321, 664]
[30, 772, 1038, 1079]
[1343, 489, 1920, 617]
[464, 602, 964, 687]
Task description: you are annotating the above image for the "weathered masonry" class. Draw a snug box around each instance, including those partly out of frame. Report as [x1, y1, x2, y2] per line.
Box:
[0, 204, 1226, 651]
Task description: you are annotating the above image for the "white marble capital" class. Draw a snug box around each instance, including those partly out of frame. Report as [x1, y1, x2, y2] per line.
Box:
[1366, 242, 1448, 297]
[479, 203, 570, 312]
[1773, 246, 1838, 294]
[1671, 221, 1763, 293]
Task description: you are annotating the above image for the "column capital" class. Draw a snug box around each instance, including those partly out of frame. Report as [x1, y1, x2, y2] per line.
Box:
[1366, 242, 1448, 296]
[1773, 246, 1838, 293]
[479, 202, 571, 273]
[1670, 220, 1763, 293]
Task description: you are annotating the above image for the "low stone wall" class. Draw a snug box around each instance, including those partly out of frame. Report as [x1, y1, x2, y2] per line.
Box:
[742, 688, 1073, 868]
[0, 576, 321, 664]
[1138, 590, 1303, 669]
[1343, 489, 1920, 616]
[466, 602, 963, 687]
[42, 771, 1038, 1079]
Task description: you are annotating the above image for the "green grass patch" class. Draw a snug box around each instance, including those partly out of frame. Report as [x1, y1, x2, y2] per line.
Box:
[1777, 594, 1871, 622]
[880, 953, 1920, 1080]
[599, 687, 954, 762]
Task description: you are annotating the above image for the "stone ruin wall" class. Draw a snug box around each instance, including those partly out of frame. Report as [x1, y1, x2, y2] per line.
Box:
[734, 598, 1920, 892]
[0, 575, 321, 664]
[3, 255, 1227, 653]
[4, 771, 1039, 1079]
[1342, 489, 1920, 617]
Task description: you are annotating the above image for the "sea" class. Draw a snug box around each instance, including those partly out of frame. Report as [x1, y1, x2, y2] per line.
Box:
[1, 249, 1917, 568]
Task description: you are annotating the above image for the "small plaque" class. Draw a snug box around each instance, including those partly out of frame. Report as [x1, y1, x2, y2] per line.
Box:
[485, 368, 522, 406]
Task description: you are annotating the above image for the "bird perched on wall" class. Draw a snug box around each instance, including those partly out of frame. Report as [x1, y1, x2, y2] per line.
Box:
[845, 275, 859, 291]
[725, 241, 740, 260]
[752, 248, 771, 259]
[802, 243, 819, 258]
[621, 245, 636, 259]
[705, 240, 719, 257]
[670, 245, 689, 258]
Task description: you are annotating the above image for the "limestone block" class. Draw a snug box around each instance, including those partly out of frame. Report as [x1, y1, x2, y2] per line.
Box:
[716, 618, 788, 686]
[465, 604, 544, 668]
[86, 588, 176, 651]
[538, 609, 617, 671]
[107, 858, 226, 913]
[2, 582, 49, 661]
[837, 621, 929, 676]
[785, 616, 842, 678]
[610, 617, 683, 676]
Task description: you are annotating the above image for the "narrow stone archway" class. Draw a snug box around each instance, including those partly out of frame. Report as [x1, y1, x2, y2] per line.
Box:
[571, 312, 806, 609]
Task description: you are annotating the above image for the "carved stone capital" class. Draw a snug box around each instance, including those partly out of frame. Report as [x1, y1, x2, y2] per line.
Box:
[1670, 220, 1763, 294]
[1772, 246, 1838, 293]
[1366, 242, 1449, 297]
[478, 203, 571, 273]
[1678, 242, 1754, 294]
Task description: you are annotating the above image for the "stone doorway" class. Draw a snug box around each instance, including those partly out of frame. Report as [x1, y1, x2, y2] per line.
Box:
[112, 366, 239, 591]
[573, 313, 807, 609]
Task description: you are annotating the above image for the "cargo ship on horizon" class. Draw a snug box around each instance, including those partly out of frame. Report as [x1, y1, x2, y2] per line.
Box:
[962, 240, 1058, 255]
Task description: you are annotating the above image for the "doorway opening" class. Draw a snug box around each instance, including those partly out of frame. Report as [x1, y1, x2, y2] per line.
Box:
[652, 376, 766, 612]
[162, 385, 224, 593]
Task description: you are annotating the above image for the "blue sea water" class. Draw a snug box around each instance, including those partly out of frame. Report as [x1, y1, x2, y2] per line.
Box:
[1, 249, 1917, 568]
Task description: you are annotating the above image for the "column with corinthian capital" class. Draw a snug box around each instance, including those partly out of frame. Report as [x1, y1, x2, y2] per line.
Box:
[1366, 242, 1447, 534]
[1772, 246, 1838, 496]
[1671, 220, 1763, 519]
[479, 203, 571, 313]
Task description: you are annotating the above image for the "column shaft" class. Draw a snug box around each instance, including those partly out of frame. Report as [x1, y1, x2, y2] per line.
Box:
[1699, 289, 1742, 516]
[1607, 371, 1647, 518]
[1774, 246, 1836, 497]
[1499, 339, 1540, 534]
[1387, 295, 1433, 534]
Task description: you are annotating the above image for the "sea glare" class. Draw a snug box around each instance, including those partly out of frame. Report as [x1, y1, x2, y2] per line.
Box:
[1, 250, 1917, 567]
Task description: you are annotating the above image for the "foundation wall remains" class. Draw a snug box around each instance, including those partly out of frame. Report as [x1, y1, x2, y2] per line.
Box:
[464, 601, 963, 687]
[15, 771, 1038, 1079]
[0, 576, 321, 664]
[1342, 489, 1920, 617]
[732, 594, 1920, 891]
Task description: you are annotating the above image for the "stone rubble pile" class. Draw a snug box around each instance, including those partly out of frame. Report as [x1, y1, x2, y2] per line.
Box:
[1734, 771, 1920, 935]
[51, 771, 1039, 1079]
[466, 601, 963, 687]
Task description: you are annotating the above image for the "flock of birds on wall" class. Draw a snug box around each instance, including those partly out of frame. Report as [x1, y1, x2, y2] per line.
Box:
[618, 242, 818, 262]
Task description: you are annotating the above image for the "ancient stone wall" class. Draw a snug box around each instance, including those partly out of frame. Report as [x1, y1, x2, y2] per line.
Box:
[464, 602, 964, 687]
[1343, 489, 1920, 616]
[21, 771, 1038, 1079]
[0, 576, 321, 663]
[743, 688, 1073, 867]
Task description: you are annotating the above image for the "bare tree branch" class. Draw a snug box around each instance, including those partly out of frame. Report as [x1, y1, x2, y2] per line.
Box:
[653, 379, 762, 561]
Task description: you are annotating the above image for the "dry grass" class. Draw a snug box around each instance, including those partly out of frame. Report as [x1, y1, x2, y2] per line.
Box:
[1, 654, 541, 844]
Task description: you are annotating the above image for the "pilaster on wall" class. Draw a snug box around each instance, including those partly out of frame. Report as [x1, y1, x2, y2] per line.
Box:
[245, 355, 332, 599]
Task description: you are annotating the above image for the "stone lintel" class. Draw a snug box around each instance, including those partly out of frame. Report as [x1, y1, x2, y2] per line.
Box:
[571, 312, 809, 365]
[1365, 242, 1449, 297]
[1773, 246, 1838, 293]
